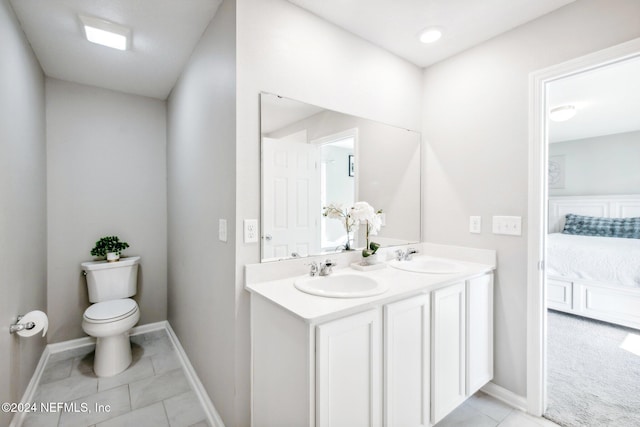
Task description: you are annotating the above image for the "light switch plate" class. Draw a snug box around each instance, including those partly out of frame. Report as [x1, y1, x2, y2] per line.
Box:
[492, 216, 522, 236]
[244, 219, 258, 243]
[469, 216, 482, 234]
[218, 219, 227, 242]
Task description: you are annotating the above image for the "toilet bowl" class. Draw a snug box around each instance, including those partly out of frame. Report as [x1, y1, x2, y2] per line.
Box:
[82, 298, 140, 377]
[81, 256, 141, 377]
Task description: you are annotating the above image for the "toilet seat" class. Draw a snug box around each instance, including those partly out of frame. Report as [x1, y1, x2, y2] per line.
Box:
[84, 298, 138, 324]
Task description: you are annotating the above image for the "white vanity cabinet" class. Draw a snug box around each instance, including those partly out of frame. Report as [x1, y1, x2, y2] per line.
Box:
[431, 282, 466, 424]
[466, 274, 494, 396]
[430, 274, 494, 424]
[250, 271, 494, 427]
[384, 293, 431, 427]
[317, 309, 382, 427]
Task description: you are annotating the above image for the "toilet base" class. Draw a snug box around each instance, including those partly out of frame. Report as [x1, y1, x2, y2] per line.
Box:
[94, 332, 133, 377]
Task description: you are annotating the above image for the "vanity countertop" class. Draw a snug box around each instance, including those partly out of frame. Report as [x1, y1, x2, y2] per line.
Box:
[245, 246, 495, 324]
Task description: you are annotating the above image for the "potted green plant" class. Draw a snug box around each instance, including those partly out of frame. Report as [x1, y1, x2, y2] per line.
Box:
[90, 236, 130, 262]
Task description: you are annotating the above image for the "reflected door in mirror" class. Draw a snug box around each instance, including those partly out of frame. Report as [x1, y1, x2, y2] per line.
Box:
[262, 130, 320, 260]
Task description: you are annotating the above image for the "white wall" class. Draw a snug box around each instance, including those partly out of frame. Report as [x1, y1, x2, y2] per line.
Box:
[236, 0, 423, 424]
[0, 1, 46, 424]
[46, 78, 167, 343]
[422, 0, 640, 398]
[549, 130, 640, 196]
[167, 0, 236, 424]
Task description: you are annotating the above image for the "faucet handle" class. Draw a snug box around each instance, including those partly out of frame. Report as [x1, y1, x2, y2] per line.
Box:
[395, 249, 406, 261]
[307, 261, 319, 276]
[405, 248, 419, 260]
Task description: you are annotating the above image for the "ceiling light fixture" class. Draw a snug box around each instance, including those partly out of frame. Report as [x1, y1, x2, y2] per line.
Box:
[419, 27, 443, 44]
[79, 15, 130, 51]
[549, 105, 577, 122]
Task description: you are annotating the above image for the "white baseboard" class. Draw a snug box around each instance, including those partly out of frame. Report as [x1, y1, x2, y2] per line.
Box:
[481, 382, 528, 412]
[164, 322, 226, 427]
[10, 321, 225, 427]
[8, 346, 51, 427]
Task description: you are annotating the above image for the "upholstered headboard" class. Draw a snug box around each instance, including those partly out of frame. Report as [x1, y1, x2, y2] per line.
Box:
[548, 195, 640, 233]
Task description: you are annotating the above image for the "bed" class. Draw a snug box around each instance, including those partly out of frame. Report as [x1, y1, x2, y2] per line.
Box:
[547, 195, 640, 329]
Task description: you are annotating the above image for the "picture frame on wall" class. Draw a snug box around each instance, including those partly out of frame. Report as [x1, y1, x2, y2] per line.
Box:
[348, 155, 355, 177]
[548, 155, 565, 189]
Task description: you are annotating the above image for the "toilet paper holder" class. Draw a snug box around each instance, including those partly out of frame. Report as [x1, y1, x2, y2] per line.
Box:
[9, 315, 36, 334]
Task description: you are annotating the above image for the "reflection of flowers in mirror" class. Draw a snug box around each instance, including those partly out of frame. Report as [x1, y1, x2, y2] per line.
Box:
[323, 203, 358, 250]
[322, 201, 383, 256]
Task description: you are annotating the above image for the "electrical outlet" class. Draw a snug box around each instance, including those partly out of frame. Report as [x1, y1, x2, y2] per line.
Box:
[469, 216, 482, 234]
[492, 215, 522, 236]
[244, 219, 258, 243]
[218, 219, 227, 242]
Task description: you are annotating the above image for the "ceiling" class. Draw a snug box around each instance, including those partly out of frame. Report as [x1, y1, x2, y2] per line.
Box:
[287, 0, 575, 68]
[9, 0, 222, 100]
[9, 0, 577, 101]
[12, 0, 636, 143]
[549, 56, 640, 143]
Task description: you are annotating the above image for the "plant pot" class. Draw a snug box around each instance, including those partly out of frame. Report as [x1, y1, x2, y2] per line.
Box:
[106, 252, 120, 262]
[362, 252, 382, 265]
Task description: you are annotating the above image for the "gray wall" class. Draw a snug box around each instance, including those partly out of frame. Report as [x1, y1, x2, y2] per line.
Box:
[46, 78, 167, 343]
[549, 130, 640, 196]
[422, 0, 640, 398]
[0, 0, 46, 424]
[167, 0, 236, 425]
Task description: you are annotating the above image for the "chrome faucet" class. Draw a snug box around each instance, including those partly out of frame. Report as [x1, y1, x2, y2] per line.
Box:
[319, 259, 335, 276]
[395, 248, 419, 261]
[308, 262, 319, 277]
[308, 259, 336, 276]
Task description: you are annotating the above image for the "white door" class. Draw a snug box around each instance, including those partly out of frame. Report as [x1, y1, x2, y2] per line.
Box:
[466, 274, 494, 396]
[432, 282, 466, 424]
[262, 130, 320, 259]
[316, 309, 382, 427]
[384, 293, 430, 427]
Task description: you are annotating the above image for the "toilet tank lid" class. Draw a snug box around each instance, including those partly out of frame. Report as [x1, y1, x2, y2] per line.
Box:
[81, 256, 140, 271]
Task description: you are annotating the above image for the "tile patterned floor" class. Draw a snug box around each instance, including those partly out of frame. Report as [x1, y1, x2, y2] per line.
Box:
[435, 391, 561, 427]
[20, 328, 558, 427]
[21, 330, 210, 427]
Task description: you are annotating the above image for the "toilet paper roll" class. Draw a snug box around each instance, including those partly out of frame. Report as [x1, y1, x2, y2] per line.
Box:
[16, 310, 48, 337]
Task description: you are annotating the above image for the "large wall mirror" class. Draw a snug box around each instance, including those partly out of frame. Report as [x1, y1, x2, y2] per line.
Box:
[260, 93, 421, 262]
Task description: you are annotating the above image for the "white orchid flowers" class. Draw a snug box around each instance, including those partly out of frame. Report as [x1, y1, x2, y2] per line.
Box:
[322, 201, 383, 255]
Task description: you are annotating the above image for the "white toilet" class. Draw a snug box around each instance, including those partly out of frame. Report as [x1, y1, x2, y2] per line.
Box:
[81, 256, 141, 377]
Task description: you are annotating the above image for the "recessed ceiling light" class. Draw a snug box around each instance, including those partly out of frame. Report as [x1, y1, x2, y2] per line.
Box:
[79, 15, 130, 51]
[419, 27, 443, 44]
[549, 105, 577, 122]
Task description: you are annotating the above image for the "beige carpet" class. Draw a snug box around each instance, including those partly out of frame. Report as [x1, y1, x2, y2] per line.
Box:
[544, 310, 640, 427]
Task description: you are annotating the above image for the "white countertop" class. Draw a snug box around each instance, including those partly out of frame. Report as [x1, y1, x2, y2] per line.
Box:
[245, 246, 495, 324]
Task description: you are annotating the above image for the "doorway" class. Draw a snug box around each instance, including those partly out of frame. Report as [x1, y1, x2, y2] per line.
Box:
[527, 37, 640, 420]
[312, 129, 357, 251]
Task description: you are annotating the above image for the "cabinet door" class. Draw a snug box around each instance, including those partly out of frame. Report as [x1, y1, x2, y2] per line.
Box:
[316, 309, 382, 427]
[431, 282, 466, 424]
[384, 293, 430, 427]
[466, 274, 494, 396]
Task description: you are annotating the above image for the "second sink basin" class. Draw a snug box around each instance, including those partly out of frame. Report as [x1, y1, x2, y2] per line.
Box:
[388, 256, 464, 274]
[294, 273, 389, 298]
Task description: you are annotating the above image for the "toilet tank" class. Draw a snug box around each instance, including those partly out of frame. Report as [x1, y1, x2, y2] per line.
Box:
[81, 256, 140, 303]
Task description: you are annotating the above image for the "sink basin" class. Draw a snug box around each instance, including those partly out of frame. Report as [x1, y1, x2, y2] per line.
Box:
[294, 273, 389, 298]
[388, 256, 464, 274]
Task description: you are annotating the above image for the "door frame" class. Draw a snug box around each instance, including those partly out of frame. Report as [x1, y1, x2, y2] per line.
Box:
[526, 37, 640, 416]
